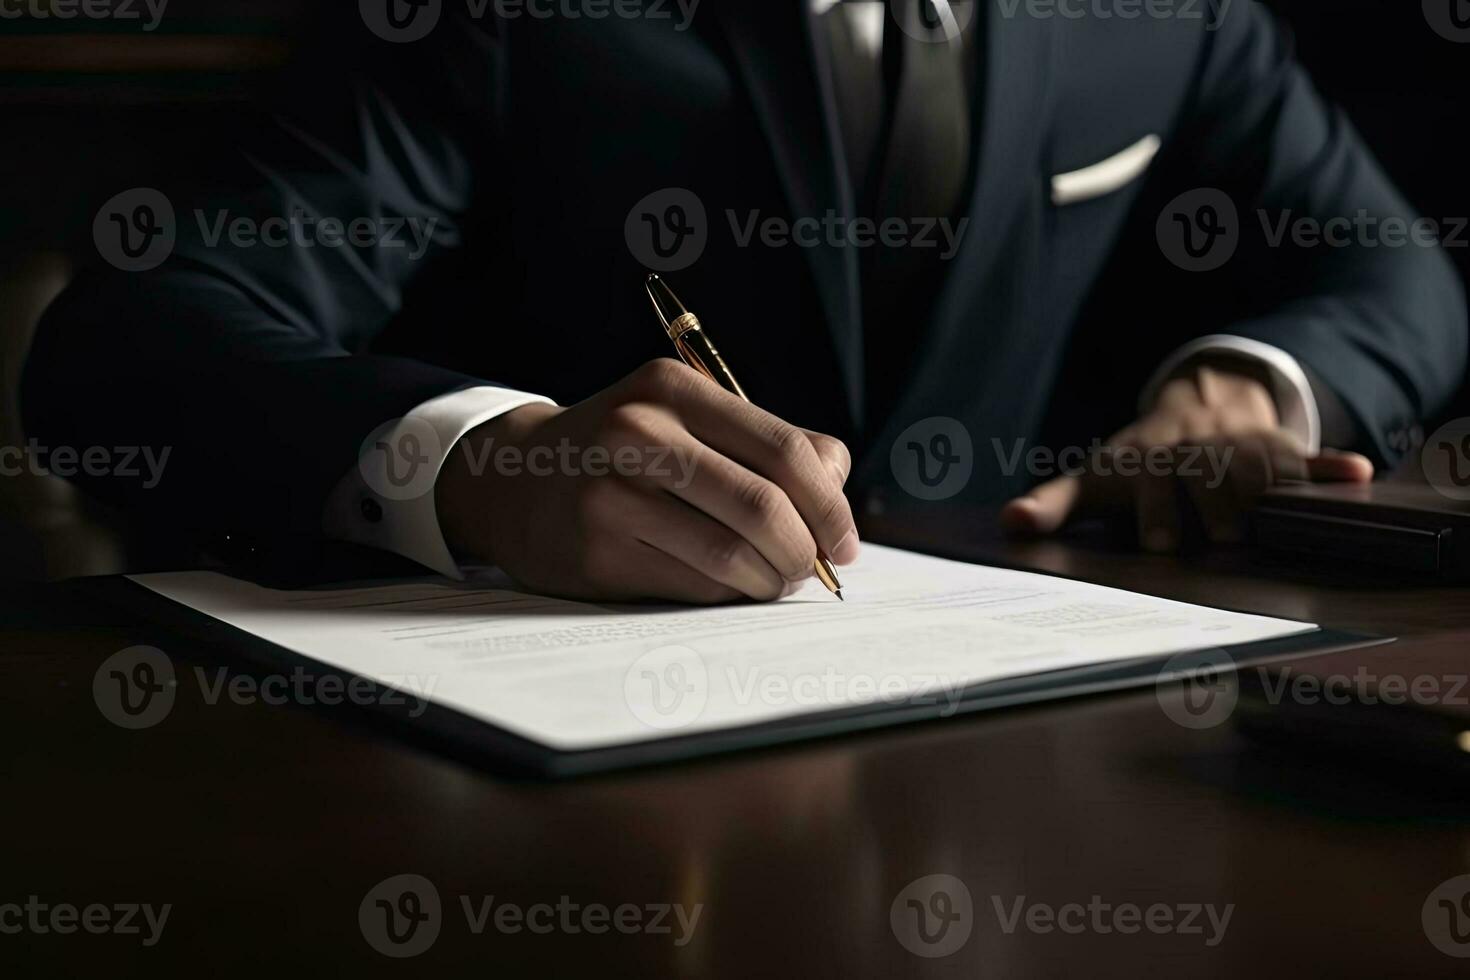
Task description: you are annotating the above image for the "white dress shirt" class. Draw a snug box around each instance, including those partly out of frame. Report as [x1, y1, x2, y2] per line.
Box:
[321, 0, 1321, 578]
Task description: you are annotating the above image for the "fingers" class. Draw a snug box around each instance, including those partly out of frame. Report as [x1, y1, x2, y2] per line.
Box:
[573, 479, 765, 604]
[1003, 427, 1371, 553]
[663, 447, 822, 583]
[1134, 458, 1181, 553]
[628, 488, 790, 601]
[803, 428, 852, 488]
[1000, 444, 1136, 536]
[693, 409, 860, 566]
[610, 543, 747, 605]
[1182, 441, 1247, 544]
[591, 409, 815, 584]
[627, 359, 860, 566]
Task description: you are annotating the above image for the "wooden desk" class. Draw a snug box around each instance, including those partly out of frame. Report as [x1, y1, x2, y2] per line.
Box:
[3, 514, 1468, 976]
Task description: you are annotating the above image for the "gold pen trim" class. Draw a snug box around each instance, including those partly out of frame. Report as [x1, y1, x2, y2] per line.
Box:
[667, 312, 701, 341]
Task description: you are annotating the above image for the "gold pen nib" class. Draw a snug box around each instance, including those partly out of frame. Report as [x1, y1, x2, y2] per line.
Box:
[836, 590, 844, 602]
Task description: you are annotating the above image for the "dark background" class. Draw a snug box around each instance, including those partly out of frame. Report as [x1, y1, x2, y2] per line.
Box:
[1283, 1, 1468, 427]
[2, 0, 1463, 401]
[0, 0, 1466, 577]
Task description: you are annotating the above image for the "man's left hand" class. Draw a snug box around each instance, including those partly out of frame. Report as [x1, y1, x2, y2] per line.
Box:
[1000, 363, 1374, 551]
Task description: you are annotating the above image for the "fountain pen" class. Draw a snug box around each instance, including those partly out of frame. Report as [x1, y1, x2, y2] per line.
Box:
[644, 273, 845, 600]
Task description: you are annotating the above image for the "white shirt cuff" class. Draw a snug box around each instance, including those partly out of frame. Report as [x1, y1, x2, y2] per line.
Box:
[322, 385, 557, 579]
[1140, 334, 1322, 455]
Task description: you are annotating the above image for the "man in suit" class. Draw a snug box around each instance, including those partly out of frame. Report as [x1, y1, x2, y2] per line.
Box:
[22, 0, 1467, 601]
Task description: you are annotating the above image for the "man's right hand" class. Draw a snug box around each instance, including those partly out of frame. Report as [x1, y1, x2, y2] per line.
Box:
[434, 359, 861, 603]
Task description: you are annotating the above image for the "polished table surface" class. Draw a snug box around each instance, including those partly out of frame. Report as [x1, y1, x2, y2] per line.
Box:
[4, 510, 1470, 977]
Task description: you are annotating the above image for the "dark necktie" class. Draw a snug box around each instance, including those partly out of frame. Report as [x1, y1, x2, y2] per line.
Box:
[821, 0, 975, 429]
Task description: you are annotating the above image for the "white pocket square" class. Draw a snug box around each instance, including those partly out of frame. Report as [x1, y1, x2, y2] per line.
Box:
[1050, 134, 1162, 206]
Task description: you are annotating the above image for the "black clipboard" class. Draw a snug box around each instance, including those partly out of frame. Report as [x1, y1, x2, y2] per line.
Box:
[89, 575, 1391, 779]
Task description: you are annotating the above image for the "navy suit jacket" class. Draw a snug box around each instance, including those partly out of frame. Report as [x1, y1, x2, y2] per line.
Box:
[23, 0, 1467, 565]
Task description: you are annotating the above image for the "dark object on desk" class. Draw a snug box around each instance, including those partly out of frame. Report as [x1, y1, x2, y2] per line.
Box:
[1251, 482, 1470, 582]
[1236, 642, 1470, 783]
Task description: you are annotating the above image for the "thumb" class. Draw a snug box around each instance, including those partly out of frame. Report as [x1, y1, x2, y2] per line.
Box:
[1305, 449, 1375, 483]
[1001, 474, 1084, 535]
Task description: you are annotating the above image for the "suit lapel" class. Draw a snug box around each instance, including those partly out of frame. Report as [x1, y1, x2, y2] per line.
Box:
[718, 0, 864, 430]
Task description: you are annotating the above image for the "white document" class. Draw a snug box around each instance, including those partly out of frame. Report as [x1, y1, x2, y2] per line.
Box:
[130, 545, 1315, 752]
